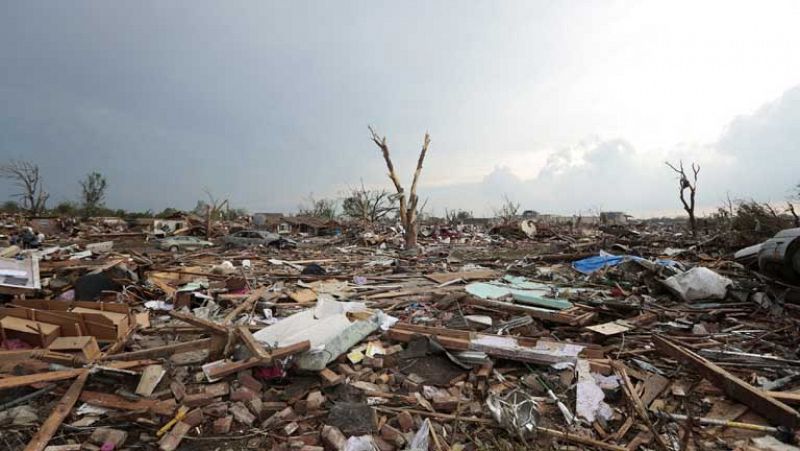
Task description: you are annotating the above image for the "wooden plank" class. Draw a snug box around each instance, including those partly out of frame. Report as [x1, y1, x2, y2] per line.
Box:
[24, 370, 89, 451]
[223, 287, 271, 324]
[640, 373, 671, 407]
[319, 368, 343, 386]
[765, 390, 800, 405]
[613, 362, 670, 451]
[236, 326, 271, 360]
[287, 288, 317, 304]
[159, 421, 191, 451]
[79, 390, 176, 416]
[135, 364, 166, 397]
[100, 338, 213, 361]
[425, 270, 498, 285]
[653, 334, 800, 429]
[168, 311, 227, 335]
[386, 328, 579, 365]
[202, 341, 310, 380]
[0, 369, 84, 390]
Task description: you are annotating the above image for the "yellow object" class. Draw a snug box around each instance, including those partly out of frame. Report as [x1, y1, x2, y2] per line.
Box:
[157, 405, 189, 437]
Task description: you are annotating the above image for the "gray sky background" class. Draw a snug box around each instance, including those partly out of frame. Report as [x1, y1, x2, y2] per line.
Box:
[2, 1, 800, 217]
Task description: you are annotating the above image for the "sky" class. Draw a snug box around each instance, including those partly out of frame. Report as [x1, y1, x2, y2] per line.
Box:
[1, 1, 800, 218]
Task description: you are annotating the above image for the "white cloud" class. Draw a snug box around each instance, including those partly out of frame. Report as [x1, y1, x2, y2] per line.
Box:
[425, 84, 800, 217]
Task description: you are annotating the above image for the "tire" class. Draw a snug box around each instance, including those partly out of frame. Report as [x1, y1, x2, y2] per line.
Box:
[169, 246, 179, 253]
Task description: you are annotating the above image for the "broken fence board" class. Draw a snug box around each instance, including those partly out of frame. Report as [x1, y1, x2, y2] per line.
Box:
[653, 334, 800, 429]
[24, 370, 89, 451]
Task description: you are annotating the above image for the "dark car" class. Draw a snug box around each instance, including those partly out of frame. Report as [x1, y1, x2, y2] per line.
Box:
[222, 230, 297, 248]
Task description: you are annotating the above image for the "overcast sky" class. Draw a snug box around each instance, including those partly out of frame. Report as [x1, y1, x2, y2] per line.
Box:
[2, 1, 800, 217]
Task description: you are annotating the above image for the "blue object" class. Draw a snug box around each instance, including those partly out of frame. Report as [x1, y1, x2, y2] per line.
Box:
[572, 251, 680, 274]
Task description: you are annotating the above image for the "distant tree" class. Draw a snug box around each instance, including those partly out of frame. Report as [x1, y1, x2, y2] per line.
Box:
[445, 209, 473, 225]
[192, 200, 210, 216]
[199, 189, 229, 239]
[342, 182, 396, 224]
[157, 207, 182, 218]
[1, 200, 20, 213]
[222, 207, 249, 221]
[369, 126, 431, 249]
[79, 172, 108, 217]
[53, 201, 80, 216]
[493, 195, 520, 224]
[665, 160, 700, 236]
[125, 209, 154, 219]
[788, 182, 800, 227]
[298, 194, 338, 220]
[0, 160, 49, 214]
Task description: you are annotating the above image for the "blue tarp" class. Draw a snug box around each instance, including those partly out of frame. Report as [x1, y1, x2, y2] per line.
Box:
[572, 251, 680, 275]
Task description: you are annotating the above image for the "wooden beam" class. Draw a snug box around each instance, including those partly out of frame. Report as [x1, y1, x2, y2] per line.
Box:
[236, 326, 271, 360]
[100, 338, 213, 361]
[168, 311, 227, 335]
[613, 362, 670, 451]
[223, 287, 271, 324]
[79, 390, 176, 416]
[653, 335, 800, 429]
[0, 369, 84, 390]
[765, 391, 800, 405]
[203, 341, 310, 380]
[24, 370, 89, 451]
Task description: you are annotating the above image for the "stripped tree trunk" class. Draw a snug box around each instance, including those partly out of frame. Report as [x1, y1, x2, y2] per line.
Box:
[369, 127, 430, 249]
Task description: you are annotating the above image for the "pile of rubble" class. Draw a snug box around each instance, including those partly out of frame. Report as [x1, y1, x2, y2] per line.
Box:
[1, 223, 800, 450]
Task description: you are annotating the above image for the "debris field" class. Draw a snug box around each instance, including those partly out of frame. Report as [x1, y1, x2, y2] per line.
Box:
[1, 215, 800, 451]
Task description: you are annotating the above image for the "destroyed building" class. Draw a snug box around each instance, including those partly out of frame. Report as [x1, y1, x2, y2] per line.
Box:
[0, 212, 799, 451]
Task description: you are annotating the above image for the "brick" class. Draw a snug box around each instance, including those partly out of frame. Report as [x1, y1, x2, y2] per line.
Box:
[230, 387, 257, 402]
[182, 392, 220, 408]
[380, 423, 405, 446]
[88, 428, 127, 448]
[321, 425, 347, 451]
[202, 402, 228, 417]
[373, 436, 396, 451]
[261, 406, 295, 429]
[432, 395, 459, 412]
[158, 421, 190, 451]
[212, 416, 232, 434]
[246, 396, 263, 417]
[183, 408, 205, 427]
[230, 402, 256, 426]
[363, 357, 384, 368]
[397, 410, 414, 432]
[237, 371, 263, 393]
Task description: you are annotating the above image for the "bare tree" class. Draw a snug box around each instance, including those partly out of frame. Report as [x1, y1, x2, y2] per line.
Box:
[494, 195, 520, 225]
[342, 181, 396, 224]
[80, 172, 108, 217]
[0, 160, 49, 215]
[787, 203, 799, 227]
[369, 126, 430, 249]
[201, 188, 229, 240]
[298, 194, 338, 220]
[788, 182, 800, 227]
[445, 209, 473, 225]
[665, 160, 700, 236]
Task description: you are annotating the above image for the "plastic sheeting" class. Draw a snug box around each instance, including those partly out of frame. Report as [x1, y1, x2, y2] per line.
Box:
[662, 267, 732, 302]
[571, 251, 680, 275]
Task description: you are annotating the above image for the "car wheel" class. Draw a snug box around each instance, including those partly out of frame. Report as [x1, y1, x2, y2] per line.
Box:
[169, 246, 179, 253]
